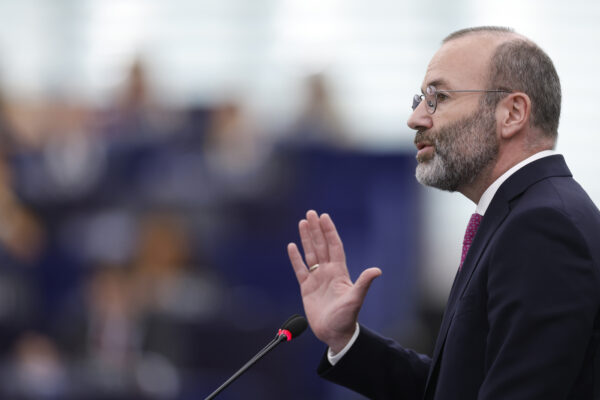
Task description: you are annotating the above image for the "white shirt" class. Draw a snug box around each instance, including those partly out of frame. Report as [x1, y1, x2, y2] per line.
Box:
[328, 149, 557, 365]
[476, 150, 556, 215]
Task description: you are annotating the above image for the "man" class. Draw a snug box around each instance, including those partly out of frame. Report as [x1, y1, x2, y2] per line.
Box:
[287, 26, 600, 399]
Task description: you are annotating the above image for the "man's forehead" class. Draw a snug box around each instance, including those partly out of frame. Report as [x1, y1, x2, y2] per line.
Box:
[421, 34, 508, 91]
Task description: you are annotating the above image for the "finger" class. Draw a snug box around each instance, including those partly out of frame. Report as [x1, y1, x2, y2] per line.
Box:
[287, 242, 309, 283]
[353, 267, 382, 302]
[299, 219, 318, 268]
[319, 213, 345, 263]
[306, 210, 329, 263]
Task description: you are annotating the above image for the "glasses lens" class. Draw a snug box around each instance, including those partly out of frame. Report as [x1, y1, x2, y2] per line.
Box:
[426, 86, 436, 114]
[412, 94, 422, 111]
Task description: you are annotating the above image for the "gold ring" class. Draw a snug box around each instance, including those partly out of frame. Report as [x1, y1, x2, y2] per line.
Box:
[309, 263, 320, 272]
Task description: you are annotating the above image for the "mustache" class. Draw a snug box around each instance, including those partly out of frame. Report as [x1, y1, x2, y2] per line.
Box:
[414, 130, 434, 145]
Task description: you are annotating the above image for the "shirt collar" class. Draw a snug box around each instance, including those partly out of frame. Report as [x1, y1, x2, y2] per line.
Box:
[476, 150, 556, 216]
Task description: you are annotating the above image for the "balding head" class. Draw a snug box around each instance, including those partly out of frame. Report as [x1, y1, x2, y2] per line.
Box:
[444, 26, 562, 141]
[442, 26, 518, 43]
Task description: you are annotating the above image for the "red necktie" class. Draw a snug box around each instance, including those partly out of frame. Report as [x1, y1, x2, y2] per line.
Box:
[460, 213, 482, 270]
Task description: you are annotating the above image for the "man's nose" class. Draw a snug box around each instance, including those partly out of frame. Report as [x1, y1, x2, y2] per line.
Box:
[407, 101, 433, 132]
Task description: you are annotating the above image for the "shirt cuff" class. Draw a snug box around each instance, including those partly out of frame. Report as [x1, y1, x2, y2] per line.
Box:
[327, 323, 360, 366]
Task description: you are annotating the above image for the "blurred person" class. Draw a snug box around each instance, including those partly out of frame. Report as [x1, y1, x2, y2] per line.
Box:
[0, 251, 39, 362]
[3, 91, 93, 153]
[0, 87, 45, 260]
[4, 331, 68, 400]
[0, 153, 45, 262]
[0, 88, 20, 153]
[283, 73, 348, 149]
[0, 161, 44, 353]
[95, 58, 184, 142]
[203, 100, 275, 198]
[80, 265, 142, 397]
[4, 93, 107, 201]
[130, 212, 223, 362]
[0, 91, 47, 370]
[56, 260, 184, 398]
[287, 27, 600, 399]
[41, 103, 107, 200]
[0, 80, 50, 152]
[86, 266, 140, 369]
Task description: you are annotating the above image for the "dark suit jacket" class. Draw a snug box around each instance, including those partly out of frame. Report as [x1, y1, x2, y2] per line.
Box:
[318, 155, 600, 399]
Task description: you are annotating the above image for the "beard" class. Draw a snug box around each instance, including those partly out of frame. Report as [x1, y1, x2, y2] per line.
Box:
[415, 103, 498, 192]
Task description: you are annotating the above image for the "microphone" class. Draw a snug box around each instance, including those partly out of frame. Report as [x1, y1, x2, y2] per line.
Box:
[204, 314, 308, 400]
[276, 314, 308, 342]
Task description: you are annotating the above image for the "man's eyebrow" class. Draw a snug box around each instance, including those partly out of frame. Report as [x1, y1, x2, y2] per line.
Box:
[421, 79, 449, 93]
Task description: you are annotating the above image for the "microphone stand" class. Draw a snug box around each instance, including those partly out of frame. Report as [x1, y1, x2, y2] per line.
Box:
[204, 334, 288, 400]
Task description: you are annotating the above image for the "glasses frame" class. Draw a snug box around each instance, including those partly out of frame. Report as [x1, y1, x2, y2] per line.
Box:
[412, 85, 513, 114]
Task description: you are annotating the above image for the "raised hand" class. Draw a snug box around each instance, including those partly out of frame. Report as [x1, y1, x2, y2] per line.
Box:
[287, 210, 382, 353]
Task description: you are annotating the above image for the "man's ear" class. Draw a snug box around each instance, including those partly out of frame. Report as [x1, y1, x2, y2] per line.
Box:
[496, 92, 531, 139]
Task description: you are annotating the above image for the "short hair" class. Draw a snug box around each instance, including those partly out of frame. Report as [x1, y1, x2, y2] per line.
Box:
[443, 26, 515, 43]
[444, 27, 561, 139]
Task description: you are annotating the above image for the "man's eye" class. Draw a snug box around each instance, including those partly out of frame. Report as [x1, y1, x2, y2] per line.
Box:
[436, 93, 449, 102]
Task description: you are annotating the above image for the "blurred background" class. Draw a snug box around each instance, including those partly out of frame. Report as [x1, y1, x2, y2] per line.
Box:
[0, 0, 597, 399]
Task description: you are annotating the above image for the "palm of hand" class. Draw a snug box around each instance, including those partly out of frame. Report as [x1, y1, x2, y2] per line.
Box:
[287, 211, 382, 352]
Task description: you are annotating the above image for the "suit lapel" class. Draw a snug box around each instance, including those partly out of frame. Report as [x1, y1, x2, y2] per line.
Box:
[427, 200, 510, 373]
[423, 155, 572, 396]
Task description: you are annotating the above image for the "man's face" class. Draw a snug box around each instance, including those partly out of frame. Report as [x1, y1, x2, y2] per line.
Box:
[408, 34, 502, 192]
[414, 101, 498, 191]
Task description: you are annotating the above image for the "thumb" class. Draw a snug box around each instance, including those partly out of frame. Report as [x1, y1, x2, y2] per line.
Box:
[353, 267, 382, 300]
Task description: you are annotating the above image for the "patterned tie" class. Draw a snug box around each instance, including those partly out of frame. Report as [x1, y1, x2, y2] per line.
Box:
[459, 213, 482, 270]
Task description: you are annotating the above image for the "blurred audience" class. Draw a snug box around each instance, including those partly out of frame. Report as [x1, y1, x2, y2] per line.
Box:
[0, 55, 417, 400]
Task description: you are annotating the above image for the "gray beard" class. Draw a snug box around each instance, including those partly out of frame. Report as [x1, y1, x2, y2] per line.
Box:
[415, 104, 498, 192]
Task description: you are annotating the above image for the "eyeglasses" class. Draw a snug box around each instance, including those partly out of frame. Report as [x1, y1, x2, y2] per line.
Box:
[412, 85, 512, 114]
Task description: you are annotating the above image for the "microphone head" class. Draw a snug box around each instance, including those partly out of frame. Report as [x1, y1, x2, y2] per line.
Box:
[279, 314, 301, 329]
[278, 314, 308, 341]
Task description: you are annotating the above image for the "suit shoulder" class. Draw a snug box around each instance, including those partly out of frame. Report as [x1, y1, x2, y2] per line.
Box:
[501, 176, 600, 266]
[513, 176, 600, 225]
